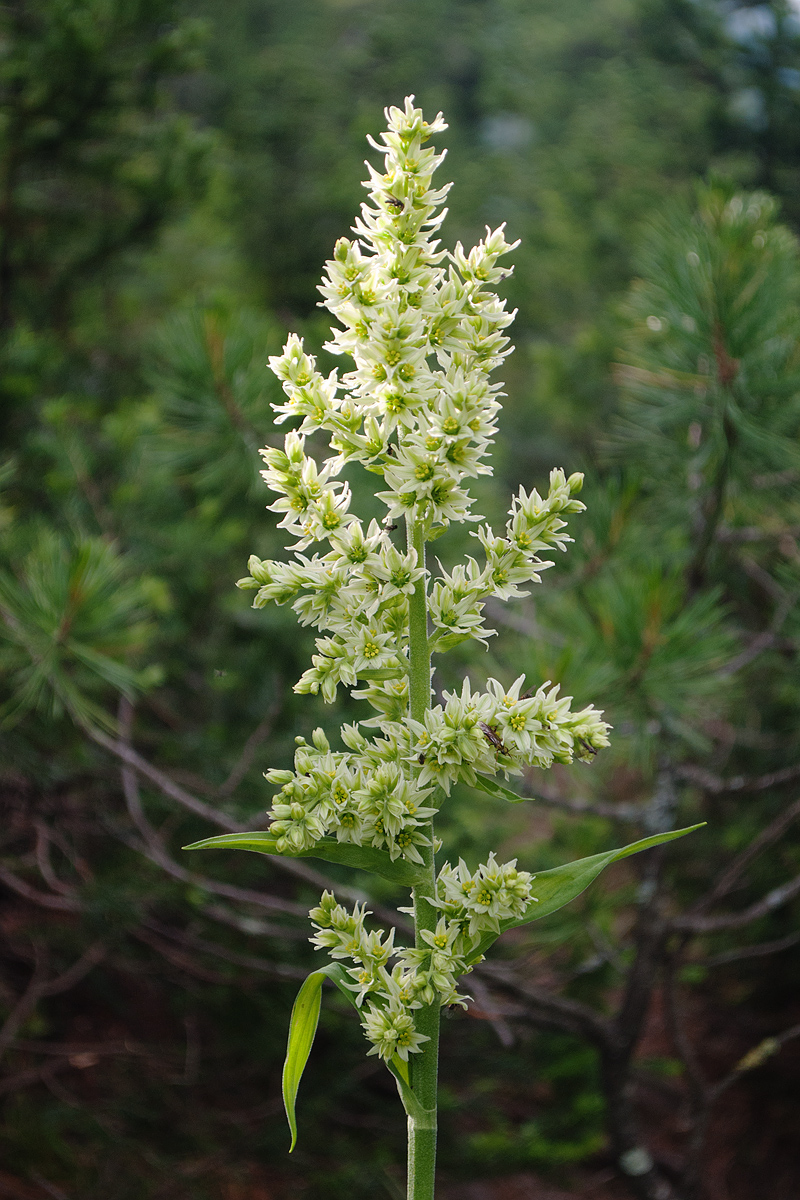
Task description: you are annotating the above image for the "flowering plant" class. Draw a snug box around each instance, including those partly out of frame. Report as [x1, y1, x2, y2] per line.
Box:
[186, 98, 698, 1199]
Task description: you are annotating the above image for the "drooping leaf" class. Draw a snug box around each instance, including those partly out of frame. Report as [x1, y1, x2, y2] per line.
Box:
[466, 824, 704, 964]
[282, 959, 413, 1148]
[183, 830, 427, 887]
[282, 962, 343, 1151]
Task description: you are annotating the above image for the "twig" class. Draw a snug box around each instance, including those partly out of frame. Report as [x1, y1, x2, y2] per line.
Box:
[0, 1059, 72, 1100]
[709, 1021, 800, 1102]
[523, 779, 645, 822]
[699, 930, 800, 968]
[690, 795, 800, 913]
[141, 918, 309, 981]
[107, 699, 373, 905]
[676, 762, 800, 796]
[217, 689, 283, 796]
[199, 901, 309, 940]
[466, 975, 516, 1047]
[477, 960, 609, 1047]
[114, 697, 407, 926]
[673, 870, 800, 933]
[0, 867, 81, 912]
[0, 942, 106, 1064]
[33, 822, 76, 896]
[110, 819, 308, 920]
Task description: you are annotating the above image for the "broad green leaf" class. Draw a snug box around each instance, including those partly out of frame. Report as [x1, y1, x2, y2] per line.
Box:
[183, 831, 426, 887]
[472, 773, 530, 803]
[466, 824, 704, 964]
[283, 962, 342, 1151]
[282, 960, 413, 1147]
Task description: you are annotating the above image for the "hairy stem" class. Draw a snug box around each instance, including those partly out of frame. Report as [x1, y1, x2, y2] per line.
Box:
[406, 515, 440, 1200]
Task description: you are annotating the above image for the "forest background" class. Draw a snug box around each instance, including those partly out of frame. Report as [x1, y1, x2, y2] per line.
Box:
[2, 1, 800, 1199]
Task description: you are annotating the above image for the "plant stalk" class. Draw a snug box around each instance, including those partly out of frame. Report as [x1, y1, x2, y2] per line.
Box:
[405, 515, 440, 1200]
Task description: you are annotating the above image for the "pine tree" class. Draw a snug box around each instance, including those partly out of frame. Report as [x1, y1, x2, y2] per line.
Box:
[490, 184, 800, 1200]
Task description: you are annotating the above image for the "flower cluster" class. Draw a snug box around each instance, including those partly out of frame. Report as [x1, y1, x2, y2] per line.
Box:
[431, 854, 535, 940]
[398, 674, 610, 794]
[265, 726, 436, 863]
[261, 668, 608, 861]
[308, 855, 536, 1059]
[236, 98, 611, 1070]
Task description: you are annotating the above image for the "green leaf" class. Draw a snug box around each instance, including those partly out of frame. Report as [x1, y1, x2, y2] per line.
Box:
[283, 962, 342, 1151]
[282, 959, 413, 1146]
[472, 774, 530, 803]
[183, 831, 427, 887]
[466, 824, 705, 964]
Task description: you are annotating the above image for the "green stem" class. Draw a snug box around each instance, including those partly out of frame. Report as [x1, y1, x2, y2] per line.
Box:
[405, 515, 440, 1200]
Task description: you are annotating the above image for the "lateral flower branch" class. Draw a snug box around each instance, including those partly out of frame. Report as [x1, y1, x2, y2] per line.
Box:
[185, 98, 698, 1200]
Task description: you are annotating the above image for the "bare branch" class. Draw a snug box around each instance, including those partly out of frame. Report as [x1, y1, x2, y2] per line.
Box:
[217, 688, 283, 797]
[141, 919, 309, 981]
[676, 761, 800, 796]
[522, 778, 646, 822]
[465, 975, 516, 1047]
[699, 930, 800, 968]
[708, 1022, 800, 1106]
[33, 822, 77, 896]
[477, 960, 610, 1047]
[110, 819, 308, 919]
[717, 524, 800, 543]
[0, 1059, 72, 1100]
[0, 942, 105, 1064]
[691, 795, 800, 913]
[108, 699, 376, 907]
[674, 870, 800, 934]
[199, 901, 309, 940]
[0, 866, 81, 912]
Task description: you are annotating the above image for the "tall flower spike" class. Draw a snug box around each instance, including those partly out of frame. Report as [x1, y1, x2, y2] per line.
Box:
[178, 99, 728, 1199]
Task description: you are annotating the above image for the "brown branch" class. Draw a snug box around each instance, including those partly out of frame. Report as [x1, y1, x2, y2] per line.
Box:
[663, 952, 709, 1199]
[737, 553, 788, 605]
[709, 1022, 800, 1102]
[33, 822, 77, 897]
[105, 700, 372, 905]
[691, 795, 800, 913]
[465, 975, 516, 1047]
[199, 901, 309, 941]
[700, 930, 800, 968]
[0, 866, 81, 912]
[141, 919, 308, 981]
[676, 762, 800, 796]
[113, 697, 406, 927]
[217, 689, 283, 797]
[673, 870, 800, 934]
[0, 942, 105, 1064]
[111, 818, 307, 920]
[522, 778, 645, 822]
[717, 523, 800, 543]
[0, 1059, 72, 1101]
[477, 961, 610, 1047]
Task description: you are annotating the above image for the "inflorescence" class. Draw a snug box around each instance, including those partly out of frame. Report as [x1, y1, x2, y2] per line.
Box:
[237, 97, 610, 1063]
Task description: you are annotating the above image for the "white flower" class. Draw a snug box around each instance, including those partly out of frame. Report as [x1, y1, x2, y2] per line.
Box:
[236, 99, 610, 1047]
[362, 1001, 429, 1062]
